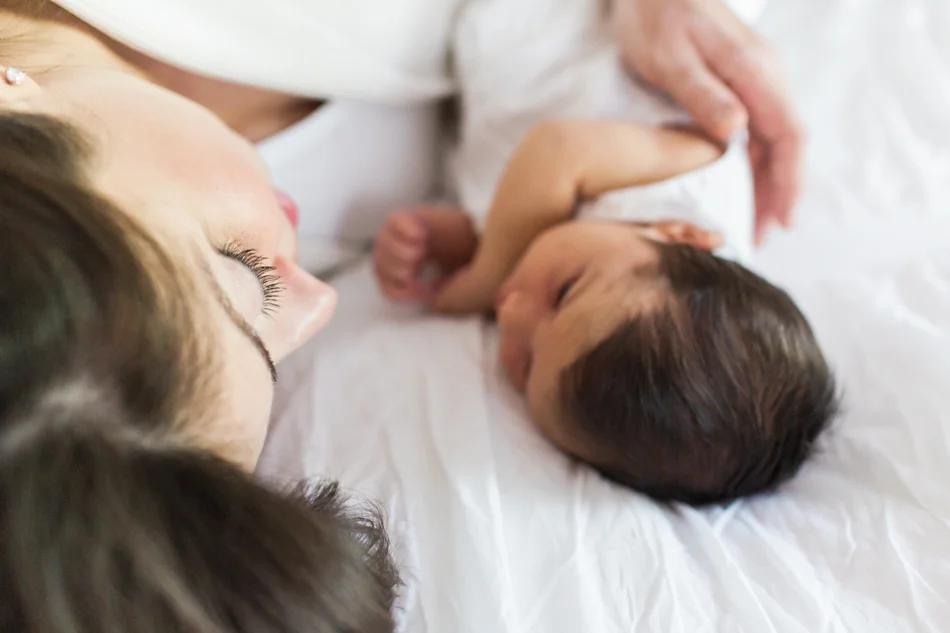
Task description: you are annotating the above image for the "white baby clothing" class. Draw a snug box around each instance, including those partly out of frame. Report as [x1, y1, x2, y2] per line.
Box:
[450, 0, 755, 262]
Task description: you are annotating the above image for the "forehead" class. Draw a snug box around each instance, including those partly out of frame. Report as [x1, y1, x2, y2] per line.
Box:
[48, 70, 284, 250]
[525, 267, 666, 425]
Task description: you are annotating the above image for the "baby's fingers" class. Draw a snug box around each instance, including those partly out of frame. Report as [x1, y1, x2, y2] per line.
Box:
[375, 237, 422, 276]
[377, 272, 435, 303]
[387, 210, 428, 242]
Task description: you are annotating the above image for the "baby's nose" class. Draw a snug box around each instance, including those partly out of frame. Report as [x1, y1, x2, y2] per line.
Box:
[498, 290, 541, 336]
[496, 290, 522, 324]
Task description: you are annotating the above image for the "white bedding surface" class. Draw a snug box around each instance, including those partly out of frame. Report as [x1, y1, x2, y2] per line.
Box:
[259, 0, 950, 630]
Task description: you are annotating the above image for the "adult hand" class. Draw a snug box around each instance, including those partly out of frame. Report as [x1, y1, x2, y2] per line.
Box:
[614, 0, 805, 244]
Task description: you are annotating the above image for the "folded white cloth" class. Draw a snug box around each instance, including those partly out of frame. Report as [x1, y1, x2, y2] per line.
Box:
[53, 0, 465, 101]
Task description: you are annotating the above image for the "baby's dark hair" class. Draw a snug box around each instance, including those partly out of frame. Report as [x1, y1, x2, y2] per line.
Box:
[0, 112, 399, 632]
[561, 242, 839, 505]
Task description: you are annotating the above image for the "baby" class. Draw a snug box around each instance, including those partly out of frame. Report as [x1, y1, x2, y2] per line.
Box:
[373, 120, 838, 505]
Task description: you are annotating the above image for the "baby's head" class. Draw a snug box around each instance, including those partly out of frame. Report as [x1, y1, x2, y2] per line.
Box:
[495, 220, 838, 505]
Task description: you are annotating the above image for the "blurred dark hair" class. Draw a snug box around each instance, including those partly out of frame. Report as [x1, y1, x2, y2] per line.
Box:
[0, 113, 399, 631]
[0, 112, 208, 430]
[0, 418, 398, 633]
[561, 242, 839, 505]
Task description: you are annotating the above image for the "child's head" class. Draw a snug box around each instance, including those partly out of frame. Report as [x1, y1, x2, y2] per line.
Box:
[495, 220, 838, 504]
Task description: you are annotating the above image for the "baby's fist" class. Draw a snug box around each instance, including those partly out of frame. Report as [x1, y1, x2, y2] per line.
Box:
[373, 208, 435, 302]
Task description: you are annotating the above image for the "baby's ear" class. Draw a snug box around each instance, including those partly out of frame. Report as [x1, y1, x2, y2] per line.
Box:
[647, 221, 723, 251]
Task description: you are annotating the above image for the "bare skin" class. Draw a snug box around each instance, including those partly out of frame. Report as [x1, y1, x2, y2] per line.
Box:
[373, 120, 724, 312]
[615, 0, 805, 243]
[42, 8, 321, 143]
[373, 120, 727, 426]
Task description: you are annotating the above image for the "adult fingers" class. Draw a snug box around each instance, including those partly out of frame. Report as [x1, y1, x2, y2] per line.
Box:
[649, 38, 748, 142]
[753, 124, 803, 233]
[692, 18, 805, 228]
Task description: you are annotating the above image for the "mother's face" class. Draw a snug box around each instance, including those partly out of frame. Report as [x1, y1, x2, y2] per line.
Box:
[13, 67, 335, 467]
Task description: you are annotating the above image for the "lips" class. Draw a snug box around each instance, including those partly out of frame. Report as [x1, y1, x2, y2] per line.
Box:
[274, 189, 299, 229]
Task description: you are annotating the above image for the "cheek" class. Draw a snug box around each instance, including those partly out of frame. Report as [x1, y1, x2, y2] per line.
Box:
[523, 320, 576, 434]
[524, 360, 563, 448]
[498, 331, 530, 392]
[213, 326, 276, 468]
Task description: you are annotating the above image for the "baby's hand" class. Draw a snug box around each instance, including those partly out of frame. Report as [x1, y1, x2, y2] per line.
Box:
[373, 208, 436, 303]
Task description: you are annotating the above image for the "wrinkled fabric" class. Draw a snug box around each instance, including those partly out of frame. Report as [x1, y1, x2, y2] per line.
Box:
[259, 0, 950, 631]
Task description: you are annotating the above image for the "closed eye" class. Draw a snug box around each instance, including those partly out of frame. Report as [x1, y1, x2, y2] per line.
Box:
[219, 242, 285, 316]
[555, 281, 575, 308]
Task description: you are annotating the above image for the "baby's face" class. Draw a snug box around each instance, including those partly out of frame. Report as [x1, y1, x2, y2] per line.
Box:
[494, 220, 718, 449]
[493, 222, 659, 442]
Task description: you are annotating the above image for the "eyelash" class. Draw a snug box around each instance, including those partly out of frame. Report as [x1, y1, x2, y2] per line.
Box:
[220, 242, 285, 316]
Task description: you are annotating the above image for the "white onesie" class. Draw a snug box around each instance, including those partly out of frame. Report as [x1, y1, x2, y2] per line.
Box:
[449, 1, 755, 263]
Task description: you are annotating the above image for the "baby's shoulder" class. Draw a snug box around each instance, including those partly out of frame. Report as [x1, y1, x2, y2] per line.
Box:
[576, 140, 755, 261]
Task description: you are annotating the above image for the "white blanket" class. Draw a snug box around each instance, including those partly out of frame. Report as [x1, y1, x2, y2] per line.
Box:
[259, 0, 950, 630]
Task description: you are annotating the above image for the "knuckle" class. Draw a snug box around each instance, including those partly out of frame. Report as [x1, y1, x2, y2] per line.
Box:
[651, 51, 691, 83]
[629, 13, 687, 82]
[748, 37, 783, 75]
[717, 39, 748, 75]
[635, 59, 664, 85]
[655, 7, 686, 40]
[668, 60, 696, 87]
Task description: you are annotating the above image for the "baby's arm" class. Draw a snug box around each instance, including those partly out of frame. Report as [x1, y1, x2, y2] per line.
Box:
[433, 120, 724, 314]
[373, 205, 478, 303]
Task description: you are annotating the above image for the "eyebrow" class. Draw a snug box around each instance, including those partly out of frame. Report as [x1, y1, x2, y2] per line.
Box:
[200, 260, 278, 382]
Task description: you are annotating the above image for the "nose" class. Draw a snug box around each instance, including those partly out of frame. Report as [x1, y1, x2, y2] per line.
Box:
[497, 290, 537, 334]
[496, 290, 541, 391]
[255, 256, 337, 362]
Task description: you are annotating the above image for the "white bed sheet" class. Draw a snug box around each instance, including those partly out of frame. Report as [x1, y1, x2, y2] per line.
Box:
[259, 0, 950, 630]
